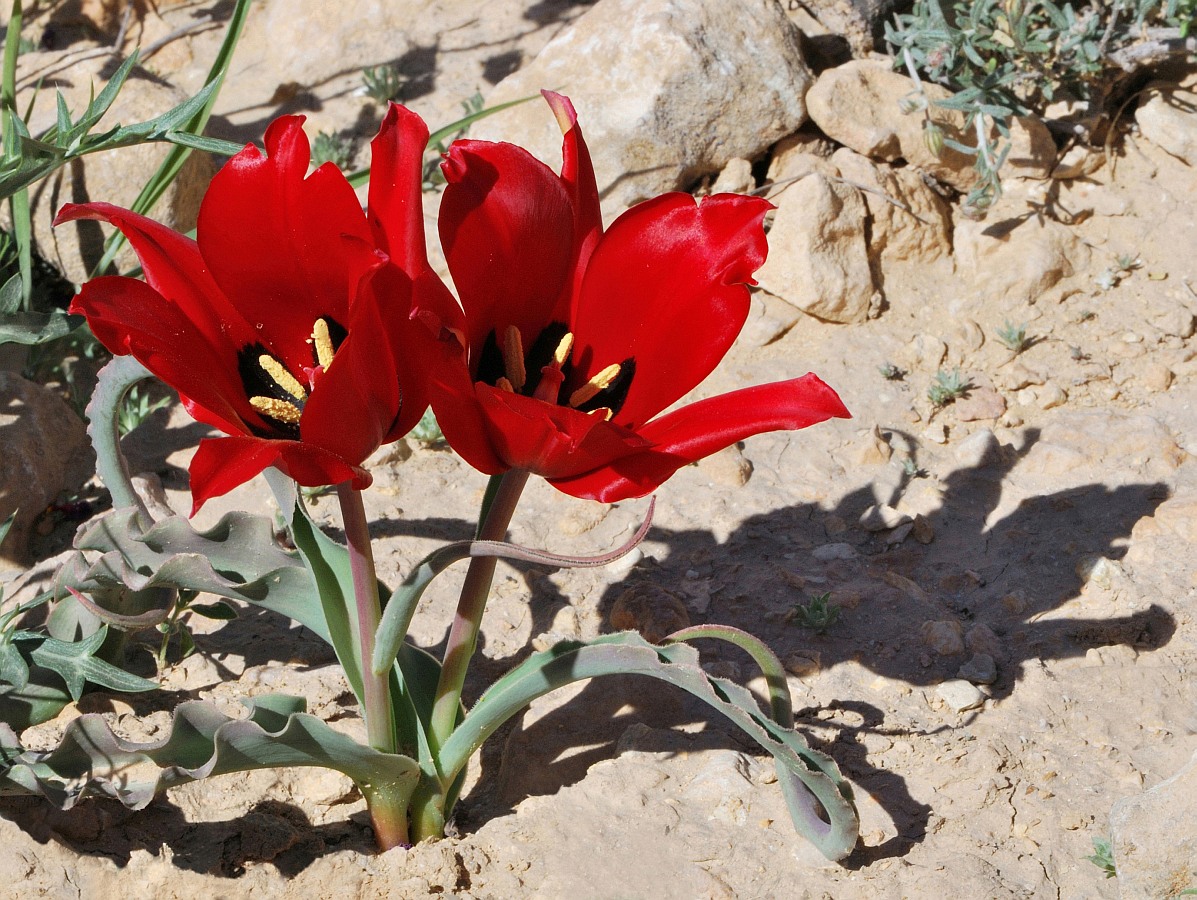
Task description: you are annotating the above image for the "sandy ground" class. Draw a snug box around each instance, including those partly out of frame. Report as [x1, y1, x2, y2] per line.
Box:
[2, 2, 1196, 898]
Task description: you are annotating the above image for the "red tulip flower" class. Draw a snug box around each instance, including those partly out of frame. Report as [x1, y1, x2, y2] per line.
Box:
[56, 105, 460, 513]
[429, 92, 850, 502]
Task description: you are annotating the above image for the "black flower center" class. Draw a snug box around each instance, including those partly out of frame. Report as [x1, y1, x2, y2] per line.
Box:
[477, 322, 635, 421]
[238, 316, 346, 437]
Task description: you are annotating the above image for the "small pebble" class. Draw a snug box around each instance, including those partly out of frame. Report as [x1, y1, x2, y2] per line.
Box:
[813, 542, 856, 561]
[1037, 383, 1067, 409]
[937, 679, 986, 712]
[958, 653, 998, 685]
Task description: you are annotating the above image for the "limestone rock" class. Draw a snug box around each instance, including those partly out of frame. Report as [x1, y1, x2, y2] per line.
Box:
[921, 619, 965, 656]
[756, 174, 876, 323]
[936, 679, 986, 712]
[1111, 750, 1197, 899]
[13, 47, 215, 284]
[231, 0, 419, 100]
[806, 59, 978, 192]
[953, 198, 1090, 303]
[473, 0, 813, 214]
[0, 373, 90, 568]
[609, 583, 690, 643]
[954, 388, 1007, 423]
[830, 148, 954, 265]
[1136, 85, 1197, 166]
[1001, 116, 1056, 180]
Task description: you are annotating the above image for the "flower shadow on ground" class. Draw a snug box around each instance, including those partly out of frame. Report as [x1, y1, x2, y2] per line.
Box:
[455, 427, 1173, 859]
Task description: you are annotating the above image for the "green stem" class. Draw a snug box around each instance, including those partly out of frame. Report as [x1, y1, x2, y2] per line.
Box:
[335, 483, 395, 755]
[427, 470, 530, 754]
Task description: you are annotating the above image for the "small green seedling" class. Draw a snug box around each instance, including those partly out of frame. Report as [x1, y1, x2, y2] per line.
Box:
[362, 64, 406, 103]
[878, 362, 905, 381]
[311, 131, 354, 170]
[791, 592, 841, 634]
[1115, 253, 1142, 273]
[408, 407, 446, 445]
[118, 383, 171, 436]
[927, 367, 969, 407]
[901, 456, 926, 478]
[995, 321, 1030, 354]
[1083, 836, 1116, 879]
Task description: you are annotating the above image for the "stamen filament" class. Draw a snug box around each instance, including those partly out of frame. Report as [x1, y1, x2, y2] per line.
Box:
[313, 318, 336, 370]
[568, 363, 622, 408]
[502, 325, 526, 391]
[250, 396, 303, 424]
[258, 354, 307, 401]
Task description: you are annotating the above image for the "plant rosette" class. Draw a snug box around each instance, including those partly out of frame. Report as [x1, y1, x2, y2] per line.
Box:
[0, 96, 860, 862]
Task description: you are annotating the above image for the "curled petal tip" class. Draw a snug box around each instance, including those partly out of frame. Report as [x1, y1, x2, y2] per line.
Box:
[541, 90, 578, 135]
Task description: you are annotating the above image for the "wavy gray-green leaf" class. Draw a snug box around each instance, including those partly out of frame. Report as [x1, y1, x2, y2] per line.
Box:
[441, 632, 860, 861]
[54, 507, 324, 638]
[0, 694, 420, 812]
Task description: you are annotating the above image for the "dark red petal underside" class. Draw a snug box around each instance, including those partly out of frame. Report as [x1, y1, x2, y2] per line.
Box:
[541, 91, 602, 290]
[196, 116, 373, 374]
[550, 374, 849, 502]
[53, 202, 255, 352]
[188, 436, 368, 515]
[475, 385, 649, 480]
[569, 193, 772, 428]
[439, 139, 575, 359]
[69, 276, 251, 435]
[426, 345, 507, 476]
[368, 103, 431, 276]
[300, 263, 405, 465]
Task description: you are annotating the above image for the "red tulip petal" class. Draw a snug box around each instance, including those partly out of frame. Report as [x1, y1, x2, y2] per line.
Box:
[541, 91, 601, 284]
[299, 264, 405, 465]
[196, 116, 373, 373]
[439, 139, 575, 356]
[475, 385, 649, 480]
[550, 374, 849, 502]
[187, 437, 287, 514]
[367, 103, 431, 276]
[53, 202, 254, 352]
[188, 436, 368, 515]
[69, 276, 251, 435]
[427, 348, 508, 476]
[569, 193, 772, 429]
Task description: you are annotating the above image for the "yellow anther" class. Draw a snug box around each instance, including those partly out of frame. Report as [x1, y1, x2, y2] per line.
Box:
[502, 325, 526, 391]
[589, 406, 614, 421]
[496, 376, 516, 393]
[568, 363, 622, 408]
[250, 396, 303, 425]
[258, 354, 307, 401]
[553, 332, 574, 366]
[313, 318, 336, 370]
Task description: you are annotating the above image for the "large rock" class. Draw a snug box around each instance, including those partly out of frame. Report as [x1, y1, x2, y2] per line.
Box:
[1110, 750, 1197, 899]
[1136, 84, 1197, 166]
[15, 47, 214, 284]
[831, 147, 953, 265]
[806, 58, 978, 192]
[755, 173, 876, 324]
[0, 373, 90, 569]
[953, 197, 1090, 304]
[472, 0, 813, 215]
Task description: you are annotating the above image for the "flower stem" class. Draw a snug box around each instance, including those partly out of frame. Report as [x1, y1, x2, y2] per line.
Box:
[336, 483, 396, 755]
[428, 470, 530, 756]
